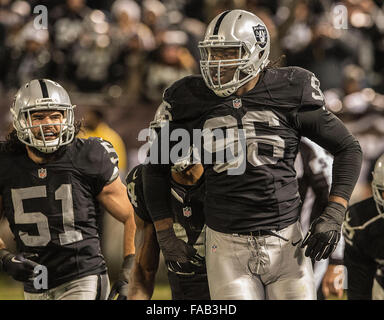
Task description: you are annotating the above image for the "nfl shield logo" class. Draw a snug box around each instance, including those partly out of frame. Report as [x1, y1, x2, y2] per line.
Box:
[38, 168, 47, 179]
[253, 24, 268, 48]
[232, 98, 242, 109]
[183, 206, 192, 217]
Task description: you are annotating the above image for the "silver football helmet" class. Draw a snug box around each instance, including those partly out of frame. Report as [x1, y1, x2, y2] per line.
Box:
[199, 9, 270, 97]
[11, 79, 75, 153]
[149, 100, 173, 129]
[343, 153, 384, 245]
[372, 153, 384, 215]
[171, 145, 201, 173]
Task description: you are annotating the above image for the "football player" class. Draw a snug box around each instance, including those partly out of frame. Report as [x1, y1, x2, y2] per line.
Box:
[296, 137, 345, 299]
[124, 162, 209, 300]
[0, 79, 136, 300]
[343, 153, 384, 300]
[143, 10, 362, 299]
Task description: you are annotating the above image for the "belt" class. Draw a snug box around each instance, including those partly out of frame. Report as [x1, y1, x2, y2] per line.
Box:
[236, 229, 289, 242]
[237, 230, 274, 237]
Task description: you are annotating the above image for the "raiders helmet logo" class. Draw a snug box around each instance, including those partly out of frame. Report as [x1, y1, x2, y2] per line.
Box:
[253, 24, 267, 48]
[38, 168, 47, 179]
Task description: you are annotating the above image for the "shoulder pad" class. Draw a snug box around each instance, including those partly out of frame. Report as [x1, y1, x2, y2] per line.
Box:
[125, 164, 152, 222]
[346, 197, 377, 227]
[126, 164, 143, 185]
[292, 66, 325, 108]
[163, 75, 218, 122]
[72, 137, 119, 182]
[264, 66, 325, 109]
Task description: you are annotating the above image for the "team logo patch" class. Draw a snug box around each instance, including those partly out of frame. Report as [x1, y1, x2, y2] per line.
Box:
[38, 168, 47, 179]
[232, 98, 242, 109]
[183, 206, 192, 217]
[253, 24, 268, 48]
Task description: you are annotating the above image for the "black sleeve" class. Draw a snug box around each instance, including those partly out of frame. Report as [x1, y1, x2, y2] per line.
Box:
[142, 163, 172, 222]
[74, 138, 120, 195]
[296, 107, 362, 201]
[126, 165, 152, 223]
[344, 241, 376, 300]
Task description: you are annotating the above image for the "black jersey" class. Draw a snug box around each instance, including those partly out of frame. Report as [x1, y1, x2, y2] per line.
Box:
[126, 164, 205, 253]
[296, 138, 332, 226]
[0, 137, 119, 292]
[343, 197, 384, 299]
[146, 67, 361, 233]
[126, 164, 209, 300]
[296, 138, 345, 266]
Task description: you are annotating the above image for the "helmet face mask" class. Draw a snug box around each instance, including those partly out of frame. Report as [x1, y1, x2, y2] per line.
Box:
[199, 10, 270, 97]
[11, 79, 75, 154]
[200, 44, 247, 90]
[372, 154, 384, 216]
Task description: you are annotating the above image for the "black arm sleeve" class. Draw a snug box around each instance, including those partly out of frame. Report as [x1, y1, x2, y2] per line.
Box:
[296, 107, 362, 201]
[142, 163, 172, 222]
[344, 241, 376, 300]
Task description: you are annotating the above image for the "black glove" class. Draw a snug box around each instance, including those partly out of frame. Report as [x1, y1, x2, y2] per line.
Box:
[0, 250, 40, 282]
[108, 254, 135, 300]
[301, 201, 346, 261]
[166, 253, 205, 276]
[157, 227, 204, 275]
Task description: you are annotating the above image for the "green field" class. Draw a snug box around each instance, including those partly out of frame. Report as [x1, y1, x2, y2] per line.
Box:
[0, 274, 172, 300]
[1, 274, 346, 300]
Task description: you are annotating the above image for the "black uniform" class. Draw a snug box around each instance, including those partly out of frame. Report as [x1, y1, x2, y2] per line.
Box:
[343, 197, 384, 299]
[126, 164, 210, 300]
[144, 67, 362, 234]
[296, 138, 332, 225]
[0, 137, 119, 293]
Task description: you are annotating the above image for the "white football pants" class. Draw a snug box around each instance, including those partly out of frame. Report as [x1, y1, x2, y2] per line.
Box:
[205, 221, 316, 300]
[24, 274, 110, 300]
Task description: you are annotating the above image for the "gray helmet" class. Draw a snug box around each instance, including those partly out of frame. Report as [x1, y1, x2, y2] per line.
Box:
[149, 103, 200, 172]
[171, 145, 201, 173]
[11, 79, 75, 153]
[149, 101, 173, 129]
[372, 153, 384, 215]
[199, 9, 270, 97]
[343, 153, 384, 244]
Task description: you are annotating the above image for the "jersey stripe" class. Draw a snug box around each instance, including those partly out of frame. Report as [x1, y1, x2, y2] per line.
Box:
[213, 10, 231, 35]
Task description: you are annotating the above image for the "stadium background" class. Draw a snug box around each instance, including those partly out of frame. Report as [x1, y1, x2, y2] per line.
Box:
[0, 0, 383, 300]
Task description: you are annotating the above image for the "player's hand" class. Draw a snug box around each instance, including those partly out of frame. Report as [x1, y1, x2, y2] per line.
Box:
[108, 254, 135, 300]
[0, 250, 40, 282]
[301, 201, 346, 261]
[157, 227, 204, 275]
[166, 252, 205, 275]
[322, 264, 344, 299]
[157, 227, 197, 262]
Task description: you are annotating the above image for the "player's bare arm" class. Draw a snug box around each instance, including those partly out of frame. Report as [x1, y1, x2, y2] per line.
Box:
[97, 176, 136, 256]
[127, 213, 159, 300]
[98, 176, 136, 300]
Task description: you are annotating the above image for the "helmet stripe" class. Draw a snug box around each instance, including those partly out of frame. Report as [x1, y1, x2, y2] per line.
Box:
[38, 79, 49, 98]
[213, 10, 231, 35]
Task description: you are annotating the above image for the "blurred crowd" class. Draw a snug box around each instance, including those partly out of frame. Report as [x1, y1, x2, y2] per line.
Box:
[0, 0, 384, 202]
